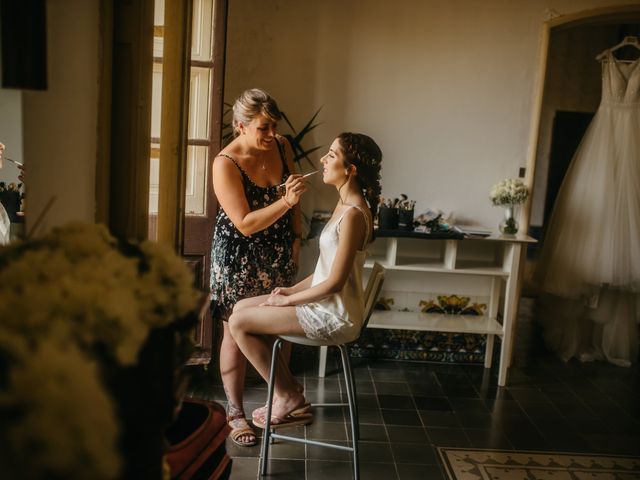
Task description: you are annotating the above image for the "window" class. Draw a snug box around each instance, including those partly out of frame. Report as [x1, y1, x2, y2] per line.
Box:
[149, 0, 218, 238]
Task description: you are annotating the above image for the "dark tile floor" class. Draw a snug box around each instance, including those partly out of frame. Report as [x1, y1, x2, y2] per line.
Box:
[188, 298, 640, 479]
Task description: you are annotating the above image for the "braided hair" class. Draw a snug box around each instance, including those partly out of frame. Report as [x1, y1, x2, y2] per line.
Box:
[337, 132, 383, 220]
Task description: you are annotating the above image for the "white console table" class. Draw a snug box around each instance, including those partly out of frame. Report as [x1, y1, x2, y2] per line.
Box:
[317, 231, 536, 387]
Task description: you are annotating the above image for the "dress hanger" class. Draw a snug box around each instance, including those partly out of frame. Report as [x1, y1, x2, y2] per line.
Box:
[596, 35, 640, 62]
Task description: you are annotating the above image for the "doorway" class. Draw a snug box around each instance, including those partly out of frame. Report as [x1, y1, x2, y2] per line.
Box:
[528, 15, 640, 252]
[148, 0, 228, 364]
[542, 110, 594, 231]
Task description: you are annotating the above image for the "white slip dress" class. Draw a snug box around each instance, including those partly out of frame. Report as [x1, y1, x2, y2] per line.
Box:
[296, 205, 370, 344]
[535, 51, 640, 366]
[0, 204, 9, 245]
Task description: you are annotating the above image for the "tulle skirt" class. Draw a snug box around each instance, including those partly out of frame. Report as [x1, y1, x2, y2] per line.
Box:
[536, 102, 640, 298]
[538, 291, 638, 367]
[535, 101, 640, 366]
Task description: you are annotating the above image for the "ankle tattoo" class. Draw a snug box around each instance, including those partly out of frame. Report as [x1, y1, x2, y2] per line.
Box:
[227, 400, 244, 418]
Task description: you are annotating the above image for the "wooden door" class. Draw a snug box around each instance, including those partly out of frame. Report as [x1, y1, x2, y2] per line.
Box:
[182, 0, 228, 364]
[149, 0, 228, 365]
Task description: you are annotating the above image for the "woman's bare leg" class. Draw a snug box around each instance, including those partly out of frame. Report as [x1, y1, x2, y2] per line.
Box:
[229, 304, 307, 418]
[233, 296, 303, 393]
[219, 321, 255, 444]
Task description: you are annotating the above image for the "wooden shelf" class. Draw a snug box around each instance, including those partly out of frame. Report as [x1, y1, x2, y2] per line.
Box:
[367, 310, 504, 336]
[364, 258, 508, 277]
[361, 233, 536, 386]
[313, 233, 537, 385]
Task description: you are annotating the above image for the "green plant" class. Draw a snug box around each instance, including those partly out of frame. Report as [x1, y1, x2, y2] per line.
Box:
[280, 108, 322, 169]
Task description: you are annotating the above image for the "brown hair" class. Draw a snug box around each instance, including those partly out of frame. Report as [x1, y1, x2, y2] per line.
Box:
[337, 132, 383, 220]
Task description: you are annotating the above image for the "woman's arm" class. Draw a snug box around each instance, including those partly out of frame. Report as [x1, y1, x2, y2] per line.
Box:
[212, 155, 305, 237]
[272, 274, 314, 296]
[262, 208, 367, 306]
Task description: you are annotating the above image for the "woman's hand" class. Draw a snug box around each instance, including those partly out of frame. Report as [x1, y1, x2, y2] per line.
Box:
[259, 293, 290, 307]
[282, 174, 307, 207]
[271, 286, 293, 296]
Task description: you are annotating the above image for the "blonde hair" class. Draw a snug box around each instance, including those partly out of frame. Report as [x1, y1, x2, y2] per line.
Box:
[232, 88, 282, 136]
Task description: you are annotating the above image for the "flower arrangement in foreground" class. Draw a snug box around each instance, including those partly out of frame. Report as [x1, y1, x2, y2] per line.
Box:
[489, 178, 529, 235]
[0, 223, 201, 480]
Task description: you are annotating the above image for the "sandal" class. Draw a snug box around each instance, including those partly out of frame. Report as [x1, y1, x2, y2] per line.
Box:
[251, 402, 311, 423]
[227, 414, 257, 447]
[252, 406, 314, 430]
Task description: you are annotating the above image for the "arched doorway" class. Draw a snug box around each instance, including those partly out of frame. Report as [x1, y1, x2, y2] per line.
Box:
[523, 5, 640, 254]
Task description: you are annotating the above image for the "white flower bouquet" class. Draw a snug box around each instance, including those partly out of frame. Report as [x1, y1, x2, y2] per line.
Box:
[489, 178, 529, 206]
[0, 223, 201, 480]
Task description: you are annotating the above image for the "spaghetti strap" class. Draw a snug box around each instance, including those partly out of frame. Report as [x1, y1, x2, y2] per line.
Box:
[217, 147, 288, 187]
[216, 152, 241, 169]
[216, 152, 257, 185]
[337, 204, 371, 249]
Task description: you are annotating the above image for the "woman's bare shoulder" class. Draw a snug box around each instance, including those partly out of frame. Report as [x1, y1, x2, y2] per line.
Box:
[341, 204, 370, 227]
[216, 140, 241, 159]
[212, 148, 242, 178]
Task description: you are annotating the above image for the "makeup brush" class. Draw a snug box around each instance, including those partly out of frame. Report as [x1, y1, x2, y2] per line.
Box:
[5, 157, 23, 166]
[277, 170, 318, 188]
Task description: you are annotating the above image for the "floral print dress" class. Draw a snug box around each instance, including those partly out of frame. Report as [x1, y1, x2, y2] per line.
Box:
[210, 141, 296, 320]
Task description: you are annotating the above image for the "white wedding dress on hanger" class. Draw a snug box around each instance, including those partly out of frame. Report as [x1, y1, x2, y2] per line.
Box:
[535, 49, 640, 366]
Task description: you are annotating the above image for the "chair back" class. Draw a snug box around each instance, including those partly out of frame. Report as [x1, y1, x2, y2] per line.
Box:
[362, 262, 385, 330]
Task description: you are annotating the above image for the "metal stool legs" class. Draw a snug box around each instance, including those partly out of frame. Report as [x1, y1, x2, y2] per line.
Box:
[339, 344, 359, 479]
[260, 338, 282, 476]
[260, 339, 360, 479]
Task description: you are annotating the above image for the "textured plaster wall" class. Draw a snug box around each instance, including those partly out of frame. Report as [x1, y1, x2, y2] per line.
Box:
[225, 0, 640, 231]
[21, 0, 100, 233]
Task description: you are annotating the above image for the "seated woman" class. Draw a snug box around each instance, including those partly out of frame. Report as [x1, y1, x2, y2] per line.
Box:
[229, 132, 382, 427]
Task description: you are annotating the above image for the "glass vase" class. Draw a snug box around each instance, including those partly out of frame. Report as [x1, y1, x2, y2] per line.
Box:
[499, 204, 519, 235]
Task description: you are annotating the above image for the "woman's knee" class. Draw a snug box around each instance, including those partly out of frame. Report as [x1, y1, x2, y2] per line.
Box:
[228, 310, 248, 337]
[222, 321, 239, 342]
[233, 297, 252, 313]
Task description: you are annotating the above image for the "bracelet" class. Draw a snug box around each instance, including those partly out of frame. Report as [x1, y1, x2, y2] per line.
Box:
[282, 197, 294, 209]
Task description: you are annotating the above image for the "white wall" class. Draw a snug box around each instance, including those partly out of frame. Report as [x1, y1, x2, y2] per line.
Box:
[0, 89, 23, 185]
[225, 0, 640, 230]
[21, 0, 101, 234]
[0, 3, 24, 186]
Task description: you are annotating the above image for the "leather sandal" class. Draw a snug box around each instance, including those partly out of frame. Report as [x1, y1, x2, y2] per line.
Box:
[227, 414, 257, 447]
[252, 407, 313, 430]
[251, 402, 311, 423]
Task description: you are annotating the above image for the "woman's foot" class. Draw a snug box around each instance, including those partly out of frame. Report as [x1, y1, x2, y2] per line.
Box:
[251, 382, 307, 422]
[227, 414, 257, 447]
[252, 392, 313, 429]
[251, 402, 311, 422]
